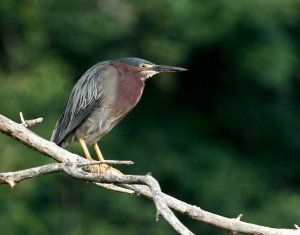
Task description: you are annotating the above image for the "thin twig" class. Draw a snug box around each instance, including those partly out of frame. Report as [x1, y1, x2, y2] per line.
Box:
[229, 214, 243, 235]
[78, 160, 134, 166]
[19, 112, 43, 128]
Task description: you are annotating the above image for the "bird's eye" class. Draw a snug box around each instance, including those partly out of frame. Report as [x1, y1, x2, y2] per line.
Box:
[140, 64, 147, 69]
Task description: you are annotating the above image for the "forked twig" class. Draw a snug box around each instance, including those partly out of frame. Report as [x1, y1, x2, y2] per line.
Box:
[19, 112, 43, 128]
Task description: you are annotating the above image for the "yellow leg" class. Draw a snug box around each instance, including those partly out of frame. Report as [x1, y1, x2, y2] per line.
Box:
[93, 143, 104, 161]
[79, 138, 94, 161]
[93, 143, 122, 175]
[93, 143, 108, 174]
[79, 138, 100, 173]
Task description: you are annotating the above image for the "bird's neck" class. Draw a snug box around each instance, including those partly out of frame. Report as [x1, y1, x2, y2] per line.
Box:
[114, 63, 145, 113]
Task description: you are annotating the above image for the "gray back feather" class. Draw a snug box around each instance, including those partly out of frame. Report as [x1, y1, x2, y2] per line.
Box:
[51, 61, 111, 146]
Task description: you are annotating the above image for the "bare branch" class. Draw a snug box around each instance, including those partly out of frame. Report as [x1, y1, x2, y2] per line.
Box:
[228, 214, 243, 235]
[78, 160, 134, 166]
[0, 163, 64, 187]
[1, 113, 300, 235]
[19, 112, 43, 128]
[0, 162, 193, 235]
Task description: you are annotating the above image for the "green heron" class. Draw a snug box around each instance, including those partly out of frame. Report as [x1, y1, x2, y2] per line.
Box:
[51, 57, 187, 173]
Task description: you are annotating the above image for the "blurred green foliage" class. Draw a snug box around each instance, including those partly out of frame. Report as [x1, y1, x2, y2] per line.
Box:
[1, 0, 300, 234]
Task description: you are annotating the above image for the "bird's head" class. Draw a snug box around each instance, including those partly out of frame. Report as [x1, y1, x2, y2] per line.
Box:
[116, 57, 187, 81]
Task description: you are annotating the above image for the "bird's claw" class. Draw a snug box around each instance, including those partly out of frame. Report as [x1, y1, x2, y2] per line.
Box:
[95, 163, 122, 175]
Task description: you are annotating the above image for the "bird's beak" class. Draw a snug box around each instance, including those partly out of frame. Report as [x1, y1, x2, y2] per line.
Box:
[150, 65, 188, 73]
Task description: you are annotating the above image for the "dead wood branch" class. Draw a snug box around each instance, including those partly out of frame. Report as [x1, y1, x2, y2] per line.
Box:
[0, 162, 192, 235]
[0, 114, 300, 235]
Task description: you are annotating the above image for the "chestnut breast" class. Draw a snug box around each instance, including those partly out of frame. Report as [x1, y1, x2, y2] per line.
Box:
[109, 62, 145, 119]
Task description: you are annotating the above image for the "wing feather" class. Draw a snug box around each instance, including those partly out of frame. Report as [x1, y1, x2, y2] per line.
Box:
[51, 61, 110, 146]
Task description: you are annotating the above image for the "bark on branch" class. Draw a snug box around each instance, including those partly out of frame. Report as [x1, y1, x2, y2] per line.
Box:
[0, 114, 299, 235]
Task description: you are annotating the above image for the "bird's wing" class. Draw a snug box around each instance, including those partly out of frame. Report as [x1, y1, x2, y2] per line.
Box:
[51, 62, 110, 146]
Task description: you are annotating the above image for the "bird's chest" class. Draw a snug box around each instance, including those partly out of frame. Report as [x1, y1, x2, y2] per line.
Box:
[97, 73, 145, 134]
[114, 75, 145, 113]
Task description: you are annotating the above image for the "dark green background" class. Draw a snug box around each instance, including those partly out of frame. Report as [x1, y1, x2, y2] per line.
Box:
[1, 0, 300, 234]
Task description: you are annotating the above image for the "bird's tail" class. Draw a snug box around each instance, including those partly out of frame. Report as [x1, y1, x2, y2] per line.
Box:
[50, 122, 70, 149]
[50, 121, 59, 142]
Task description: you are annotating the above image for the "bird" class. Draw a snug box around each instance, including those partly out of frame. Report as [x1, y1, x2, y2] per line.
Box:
[51, 57, 187, 173]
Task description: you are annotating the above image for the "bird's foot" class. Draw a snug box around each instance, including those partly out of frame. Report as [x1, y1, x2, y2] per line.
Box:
[97, 164, 123, 175]
[86, 164, 101, 173]
[84, 162, 122, 175]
